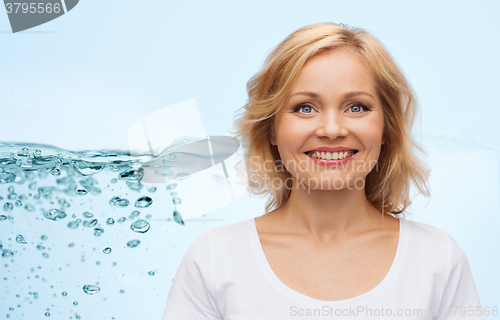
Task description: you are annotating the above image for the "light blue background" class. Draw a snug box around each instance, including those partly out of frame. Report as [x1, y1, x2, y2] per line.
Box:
[1, 0, 499, 319]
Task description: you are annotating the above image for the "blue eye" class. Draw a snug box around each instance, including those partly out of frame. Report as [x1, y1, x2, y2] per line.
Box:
[349, 103, 370, 113]
[293, 103, 370, 114]
[293, 104, 313, 114]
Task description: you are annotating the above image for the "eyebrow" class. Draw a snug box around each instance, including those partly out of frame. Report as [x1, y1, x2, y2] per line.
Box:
[289, 91, 375, 100]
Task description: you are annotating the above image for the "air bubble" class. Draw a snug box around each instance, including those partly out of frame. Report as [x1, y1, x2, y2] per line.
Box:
[126, 240, 140, 248]
[135, 196, 152, 208]
[15, 235, 27, 244]
[3, 203, 13, 212]
[67, 219, 81, 229]
[88, 219, 98, 227]
[173, 210, 184, 225]
[2, 250, 14, 258]
[82, 285, 100, 295]
[130, 220, 150, 233]
[82, 211, 93, 218]
[50, 168, 61, 177]
[166, 183, 177, 190]
[42, 209, 67, 221]
[109, 196, 129, 208]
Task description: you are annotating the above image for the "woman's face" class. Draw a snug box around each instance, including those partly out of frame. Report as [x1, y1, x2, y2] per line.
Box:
[270, 48, 385, 190]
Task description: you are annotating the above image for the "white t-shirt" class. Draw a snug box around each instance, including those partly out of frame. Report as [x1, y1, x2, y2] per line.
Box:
[162, 217, 485, 319]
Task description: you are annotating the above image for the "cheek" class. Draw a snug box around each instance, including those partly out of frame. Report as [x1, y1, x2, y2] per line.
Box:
[356, 114, 384, 141]
[275, 117, 304, 145]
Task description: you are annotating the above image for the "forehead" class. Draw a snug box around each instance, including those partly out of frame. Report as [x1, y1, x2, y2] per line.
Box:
[291, 48, 378, 96]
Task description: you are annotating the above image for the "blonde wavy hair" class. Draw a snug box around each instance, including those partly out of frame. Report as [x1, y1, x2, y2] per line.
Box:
[229, 22, 431, 217]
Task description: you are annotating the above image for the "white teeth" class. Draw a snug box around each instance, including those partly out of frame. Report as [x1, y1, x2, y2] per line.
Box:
[308, 151, 355, 160]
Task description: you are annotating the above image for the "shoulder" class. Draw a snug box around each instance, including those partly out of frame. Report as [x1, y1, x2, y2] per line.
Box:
[208, 218, 254, 239]
[403, 218, 450, 237]
[198, 218, 253, 244]
[402, 219, 470, 269]
[403, 218, 456, 245]
[401, 221, 483, 307]
[184, 218, 254, 258]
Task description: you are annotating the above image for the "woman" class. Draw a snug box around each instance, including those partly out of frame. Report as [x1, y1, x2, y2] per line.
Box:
[163, 22, 484, 319]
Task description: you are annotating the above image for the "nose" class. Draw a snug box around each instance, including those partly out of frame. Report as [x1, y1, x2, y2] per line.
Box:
[315, 110, 348, 140]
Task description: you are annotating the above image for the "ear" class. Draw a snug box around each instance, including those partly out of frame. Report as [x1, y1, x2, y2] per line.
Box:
[269, 123, 277, 146]
[381, 135, 385, 145]
[269, 131, 276, 146]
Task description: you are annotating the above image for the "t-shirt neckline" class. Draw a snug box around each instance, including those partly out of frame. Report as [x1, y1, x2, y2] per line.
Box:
[248, 216, 407, 307]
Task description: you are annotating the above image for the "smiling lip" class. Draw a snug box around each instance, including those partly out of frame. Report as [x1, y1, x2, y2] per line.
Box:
[305, 150, 357, 166]
[305, 146, 358, 153]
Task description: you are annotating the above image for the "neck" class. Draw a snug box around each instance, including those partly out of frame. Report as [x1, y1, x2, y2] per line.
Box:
[275, 178, 387, 242]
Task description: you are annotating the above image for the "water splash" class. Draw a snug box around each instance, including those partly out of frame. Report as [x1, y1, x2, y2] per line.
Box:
[0, 141, 215, 319]
[118, 169, 140, 182]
